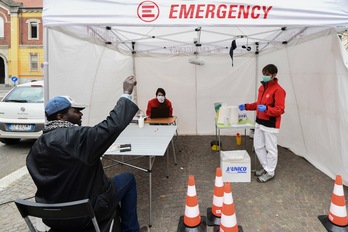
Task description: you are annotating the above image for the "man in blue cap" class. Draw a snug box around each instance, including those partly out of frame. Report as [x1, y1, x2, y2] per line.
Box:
[27, 76, 150, 232]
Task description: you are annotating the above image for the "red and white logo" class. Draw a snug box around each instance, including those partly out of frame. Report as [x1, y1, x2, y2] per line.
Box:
[137, 1, 160, 22]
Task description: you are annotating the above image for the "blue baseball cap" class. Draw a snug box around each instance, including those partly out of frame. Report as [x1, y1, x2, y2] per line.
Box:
[45, 96, 86, 117]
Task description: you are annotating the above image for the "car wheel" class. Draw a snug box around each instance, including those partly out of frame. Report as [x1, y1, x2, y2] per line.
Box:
[0, 138, 21, 145]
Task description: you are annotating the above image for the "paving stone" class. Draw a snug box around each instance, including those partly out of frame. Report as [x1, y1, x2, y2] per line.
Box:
[1, 135, 347, 231]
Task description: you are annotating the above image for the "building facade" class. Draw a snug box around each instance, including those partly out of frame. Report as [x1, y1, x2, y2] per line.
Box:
[0, 0, 43, 86]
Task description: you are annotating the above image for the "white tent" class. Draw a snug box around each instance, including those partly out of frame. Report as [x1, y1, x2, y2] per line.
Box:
[42, 0, 348, 185]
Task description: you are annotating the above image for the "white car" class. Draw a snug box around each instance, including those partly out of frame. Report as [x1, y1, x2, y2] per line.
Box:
[0, 81, 45, 144]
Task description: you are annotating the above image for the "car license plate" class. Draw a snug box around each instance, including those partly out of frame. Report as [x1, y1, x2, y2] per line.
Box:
[8, 124, 34, 131]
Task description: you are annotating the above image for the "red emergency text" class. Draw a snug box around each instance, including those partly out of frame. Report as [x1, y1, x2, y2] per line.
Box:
[169, 4, 273, 19]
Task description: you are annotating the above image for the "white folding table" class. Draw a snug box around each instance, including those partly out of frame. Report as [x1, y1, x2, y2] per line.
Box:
[103, 124, 177, 227]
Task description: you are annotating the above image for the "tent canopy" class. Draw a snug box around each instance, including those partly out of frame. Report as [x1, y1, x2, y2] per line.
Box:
[43, 0, 348, 55]
[43, 0, 348, 185]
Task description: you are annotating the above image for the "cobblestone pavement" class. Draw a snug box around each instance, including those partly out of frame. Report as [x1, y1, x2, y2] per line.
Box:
[0, 135, 347, 231]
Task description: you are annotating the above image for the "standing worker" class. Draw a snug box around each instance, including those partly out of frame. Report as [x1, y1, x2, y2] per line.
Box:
[238, 64, 286, 183]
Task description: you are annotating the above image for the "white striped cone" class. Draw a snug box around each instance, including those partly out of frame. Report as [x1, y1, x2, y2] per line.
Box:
[219, 182, 238, 232]
[328, 175, 348, 226]
[212, 167, 224, 217]
[184, 175, 201, 227]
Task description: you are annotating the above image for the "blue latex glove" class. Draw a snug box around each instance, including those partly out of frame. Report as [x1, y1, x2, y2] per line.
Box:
[258, 105, 267, 112]
[238, 104, 245, 111]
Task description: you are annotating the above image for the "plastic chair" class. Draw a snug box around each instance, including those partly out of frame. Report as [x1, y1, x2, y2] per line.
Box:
[15, 198, 120, 232]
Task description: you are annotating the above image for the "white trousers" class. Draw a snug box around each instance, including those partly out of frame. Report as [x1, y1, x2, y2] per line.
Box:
[253, 126, 278, 176]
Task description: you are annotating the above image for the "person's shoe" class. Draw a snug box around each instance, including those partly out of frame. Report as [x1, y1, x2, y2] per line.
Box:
[254, 169, 265, 177]
[257, 172, 274, 183]
[140, 225, 150, 232]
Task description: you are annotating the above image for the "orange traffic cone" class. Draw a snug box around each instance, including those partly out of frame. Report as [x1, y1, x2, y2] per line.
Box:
[177, 175, 207, 231]
[207, 168, 224, 227]
[219, 182, 243, 232]
[318, 175, 348, 231]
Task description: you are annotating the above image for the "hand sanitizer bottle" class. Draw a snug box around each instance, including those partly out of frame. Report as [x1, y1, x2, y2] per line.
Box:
[138, 111, 144, 128]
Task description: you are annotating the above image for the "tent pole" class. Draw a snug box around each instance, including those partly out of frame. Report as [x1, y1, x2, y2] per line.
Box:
[43, 27, 49, 107]
[254, 52, 259, 107]
[132, 51, 138, 105]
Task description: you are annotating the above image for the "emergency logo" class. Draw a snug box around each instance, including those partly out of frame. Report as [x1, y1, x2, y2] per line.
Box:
[226, 166, 247, 174]
[137, 1, 160, 22]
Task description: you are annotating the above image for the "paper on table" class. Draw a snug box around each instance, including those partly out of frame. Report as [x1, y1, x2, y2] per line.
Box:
[131, 116, 148, 123]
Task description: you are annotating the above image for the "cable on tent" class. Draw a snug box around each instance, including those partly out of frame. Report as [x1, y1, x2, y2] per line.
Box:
[106, 26, 133, 52]
[87, 26, 115, 47]
[132, 42, 136, 54]
[255, 42, 259, 55]
[194, 27, 202, 47]
[256, 27, 288, 52]
[283, 27, 308, 44]
[242, 36, 251, 51]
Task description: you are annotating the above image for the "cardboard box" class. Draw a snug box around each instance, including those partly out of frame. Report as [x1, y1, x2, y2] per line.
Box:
[220, 150, 251, 182]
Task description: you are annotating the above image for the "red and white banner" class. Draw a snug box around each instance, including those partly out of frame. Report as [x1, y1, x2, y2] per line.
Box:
[43, 0, 348, 27]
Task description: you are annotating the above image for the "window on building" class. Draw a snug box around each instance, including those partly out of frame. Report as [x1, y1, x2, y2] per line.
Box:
[26, 19, 40, 40]
[30, 53, 39, 71]
[0, 17, 4, 38]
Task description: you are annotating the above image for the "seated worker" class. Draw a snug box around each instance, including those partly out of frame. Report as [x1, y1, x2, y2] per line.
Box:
[146, 87, 173, 117]
[26, 76, 150, 232]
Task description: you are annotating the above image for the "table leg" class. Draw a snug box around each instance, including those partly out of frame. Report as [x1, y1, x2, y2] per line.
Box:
[166, 149, 169, 178]
[149, 157, 152, 227]
[215, 123, 218, 142]
[218, 128, 221, 154]
[171, 140, 177, 165]
[244, 128, 247, 149]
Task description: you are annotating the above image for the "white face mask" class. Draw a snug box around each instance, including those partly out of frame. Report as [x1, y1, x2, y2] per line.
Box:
[157, 96, 165, 103]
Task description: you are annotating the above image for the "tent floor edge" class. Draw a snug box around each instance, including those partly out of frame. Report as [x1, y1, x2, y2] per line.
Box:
[206, 207, 221, 226]
[177, 215, 207, 232]
[318, 215, 348, 232]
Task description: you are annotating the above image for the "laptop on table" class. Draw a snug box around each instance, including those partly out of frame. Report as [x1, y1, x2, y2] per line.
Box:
[150, 106, 170, 118]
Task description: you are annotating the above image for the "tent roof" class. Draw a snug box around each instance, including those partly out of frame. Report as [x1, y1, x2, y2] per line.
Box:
[43, 0, 348, 27]
[43, 0, 348, 55]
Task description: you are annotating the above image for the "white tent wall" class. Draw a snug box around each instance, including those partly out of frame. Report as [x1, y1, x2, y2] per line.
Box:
[45, 28, 348, 185]
[46, 29, 134, 125]
[135, 54, 257, 135]
[261, 29, 348, 185]
[43, 0, 348, 185]
[135, 55, 197, 134]
[195, 55, 257, 135]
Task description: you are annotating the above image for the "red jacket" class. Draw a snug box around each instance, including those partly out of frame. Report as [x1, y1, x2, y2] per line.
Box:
[245, 78, 286, 129]
[146, 98, 173, 117]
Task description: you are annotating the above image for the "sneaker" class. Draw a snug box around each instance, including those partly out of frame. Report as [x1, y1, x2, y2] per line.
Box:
[254, 169, 265, 177]
[257, 172, 274, 183]
[140, 225, 150, 232]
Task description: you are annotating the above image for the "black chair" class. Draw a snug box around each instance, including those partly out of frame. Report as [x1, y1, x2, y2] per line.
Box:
[15, 198, 121, 232]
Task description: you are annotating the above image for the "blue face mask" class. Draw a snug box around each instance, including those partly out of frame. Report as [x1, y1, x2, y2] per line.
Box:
[262, 75, 271, 82]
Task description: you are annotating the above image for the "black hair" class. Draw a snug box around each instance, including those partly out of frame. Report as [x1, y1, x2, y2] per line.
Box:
[156, 88, 166, 96]
[262, 64, 278, 75]
[46, 107, 69, 121]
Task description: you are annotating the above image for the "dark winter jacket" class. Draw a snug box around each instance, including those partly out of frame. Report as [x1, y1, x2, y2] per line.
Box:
[26, 97, 138, 231]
